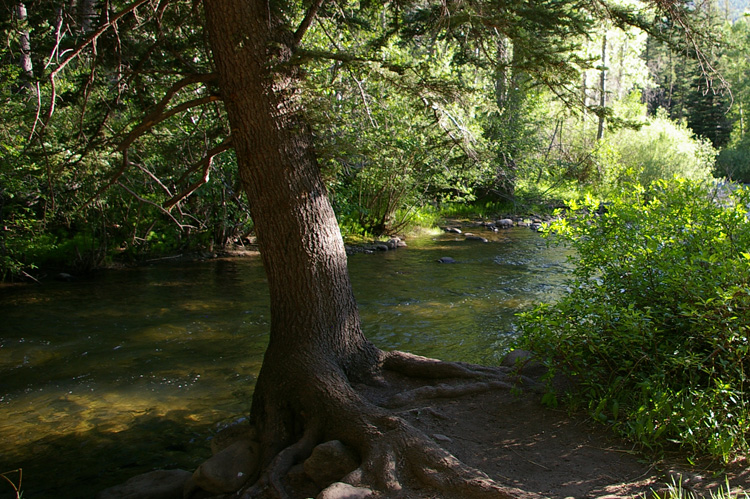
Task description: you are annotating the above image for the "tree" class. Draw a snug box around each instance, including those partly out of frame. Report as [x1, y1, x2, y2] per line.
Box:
[201, 2, 530, 496]
[29, 0, 720, 496]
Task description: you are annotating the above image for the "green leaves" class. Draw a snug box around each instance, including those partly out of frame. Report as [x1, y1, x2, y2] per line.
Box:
[517, 178, 750, 461]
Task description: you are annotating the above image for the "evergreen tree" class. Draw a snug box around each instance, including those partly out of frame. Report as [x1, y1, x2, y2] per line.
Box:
[1, 1, 729, 496]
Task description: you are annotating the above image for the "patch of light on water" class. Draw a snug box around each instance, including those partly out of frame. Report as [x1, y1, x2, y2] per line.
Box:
[0, 231, 572, 496]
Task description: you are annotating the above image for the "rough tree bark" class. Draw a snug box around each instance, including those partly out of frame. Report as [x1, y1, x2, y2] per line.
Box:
[202, 1, 537, 498]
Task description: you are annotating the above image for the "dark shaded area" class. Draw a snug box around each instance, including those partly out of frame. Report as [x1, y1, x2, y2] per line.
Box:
[0, 410, 212, 499]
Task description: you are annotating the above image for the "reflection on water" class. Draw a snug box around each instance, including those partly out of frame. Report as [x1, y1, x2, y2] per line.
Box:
[0, 228, 570, 498]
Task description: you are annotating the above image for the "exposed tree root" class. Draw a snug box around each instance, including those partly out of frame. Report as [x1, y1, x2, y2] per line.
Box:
[242, 424, 321, 498]
[229, 349, 548, 499]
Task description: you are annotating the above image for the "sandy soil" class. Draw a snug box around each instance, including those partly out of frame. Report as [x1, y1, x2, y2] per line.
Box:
[386, 372, 749, 499]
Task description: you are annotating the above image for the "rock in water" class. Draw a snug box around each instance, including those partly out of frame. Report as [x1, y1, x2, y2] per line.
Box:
[192, 440, 260, 494]
[97, 469, 192, 499]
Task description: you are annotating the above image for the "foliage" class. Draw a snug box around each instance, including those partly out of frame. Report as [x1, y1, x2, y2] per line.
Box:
[597, 110, 717, 188]
[517, 178, 750, 461]
[716, 137, 750, 183]
[0, 0, 735, 278]
[0, 1, 253, 280]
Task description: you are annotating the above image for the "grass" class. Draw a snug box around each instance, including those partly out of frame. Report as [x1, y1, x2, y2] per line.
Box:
[651, 477, 748, 499]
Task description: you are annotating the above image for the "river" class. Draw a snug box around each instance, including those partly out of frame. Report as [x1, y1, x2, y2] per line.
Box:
[0, 227, 571, 498]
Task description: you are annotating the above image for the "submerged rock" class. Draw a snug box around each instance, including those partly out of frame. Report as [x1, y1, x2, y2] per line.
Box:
[464, 234, 489, 243]
[437, 256, 456, 264]
[97, 469, 191, 499]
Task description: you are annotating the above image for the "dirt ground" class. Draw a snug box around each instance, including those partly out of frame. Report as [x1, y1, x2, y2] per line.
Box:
[384, 371, 749, 499]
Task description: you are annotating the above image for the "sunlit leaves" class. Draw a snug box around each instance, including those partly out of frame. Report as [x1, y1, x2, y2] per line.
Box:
[518, 178, 750, 461]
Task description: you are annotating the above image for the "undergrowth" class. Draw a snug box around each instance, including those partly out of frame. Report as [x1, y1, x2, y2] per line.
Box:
[652, 477, 748, 499]
[517, 178, 750, 462]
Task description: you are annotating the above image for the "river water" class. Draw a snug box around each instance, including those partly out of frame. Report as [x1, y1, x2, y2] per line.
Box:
[0, 227, 571, 498]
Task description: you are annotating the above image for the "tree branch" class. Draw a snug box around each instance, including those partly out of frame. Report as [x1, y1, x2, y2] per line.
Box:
[294, 0, 326, 47]
[117, 92, 220, 152]
[79, 149, 131, 212]
[163, 137, 233, 210]
[43, 0, 151, 129]
[117, 181, 197, 230]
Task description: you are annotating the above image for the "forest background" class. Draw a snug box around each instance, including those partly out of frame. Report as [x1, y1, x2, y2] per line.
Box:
[3, 1, 750, 495]
[0, 0, 748, 280]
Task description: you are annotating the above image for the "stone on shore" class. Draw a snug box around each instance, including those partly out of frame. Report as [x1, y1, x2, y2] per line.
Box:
[317, 482, 374, 499]
[304, 440, 360, 489]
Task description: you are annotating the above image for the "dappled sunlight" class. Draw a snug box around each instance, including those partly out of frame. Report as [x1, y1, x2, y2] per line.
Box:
[0, 229, 570, 496]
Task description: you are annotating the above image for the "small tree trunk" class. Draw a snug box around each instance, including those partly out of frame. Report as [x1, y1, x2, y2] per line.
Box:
[597, 32, 607, 141]
[16, 2, 34, 89]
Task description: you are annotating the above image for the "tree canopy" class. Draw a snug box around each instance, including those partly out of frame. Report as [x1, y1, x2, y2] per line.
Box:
[1, 0, 746, 496]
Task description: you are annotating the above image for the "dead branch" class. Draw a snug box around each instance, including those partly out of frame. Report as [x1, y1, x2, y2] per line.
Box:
[116, 181, 196, 230]
[44, 0, 152, 129]
[163, 137, 232, 210]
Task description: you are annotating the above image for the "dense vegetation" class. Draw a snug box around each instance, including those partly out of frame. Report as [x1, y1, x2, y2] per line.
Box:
[1, 1, 748, 280]
[519, 179, 750, 461]
[1, 0, 749, 468]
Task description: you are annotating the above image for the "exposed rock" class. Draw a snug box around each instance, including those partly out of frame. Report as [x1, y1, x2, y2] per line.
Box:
[437, 257, 456, 264]
[192, 440, 260, 494]
[432, 433, 453, 443]
[464, 234, 489, 243]
[316, 482, 374, 499]
[496, 218, 514, 228]
[386, 237, 407, 249]
[304, 440, 360, 489]
[443, 227, 462, 234]
[96, 469, 192, 499]
[210, 420, 257, 455]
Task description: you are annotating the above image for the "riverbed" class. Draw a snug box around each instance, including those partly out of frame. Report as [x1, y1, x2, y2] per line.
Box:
[0, 227, 571, 498]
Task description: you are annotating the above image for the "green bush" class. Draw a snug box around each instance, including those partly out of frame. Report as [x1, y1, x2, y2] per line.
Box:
[600, 112, 717, 188]
[517, 178, 750, 461]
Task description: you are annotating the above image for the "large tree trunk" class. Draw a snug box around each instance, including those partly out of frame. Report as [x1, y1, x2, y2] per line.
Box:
[202, 2, 533, 497]
[203, 0, 382, 461]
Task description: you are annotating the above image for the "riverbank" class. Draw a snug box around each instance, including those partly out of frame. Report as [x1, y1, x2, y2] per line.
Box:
[99, 354, 750, 499]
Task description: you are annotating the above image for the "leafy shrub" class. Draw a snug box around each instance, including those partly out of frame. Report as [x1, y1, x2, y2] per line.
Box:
[517, 178, 750, 461]
[600, 111, 717, 187]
